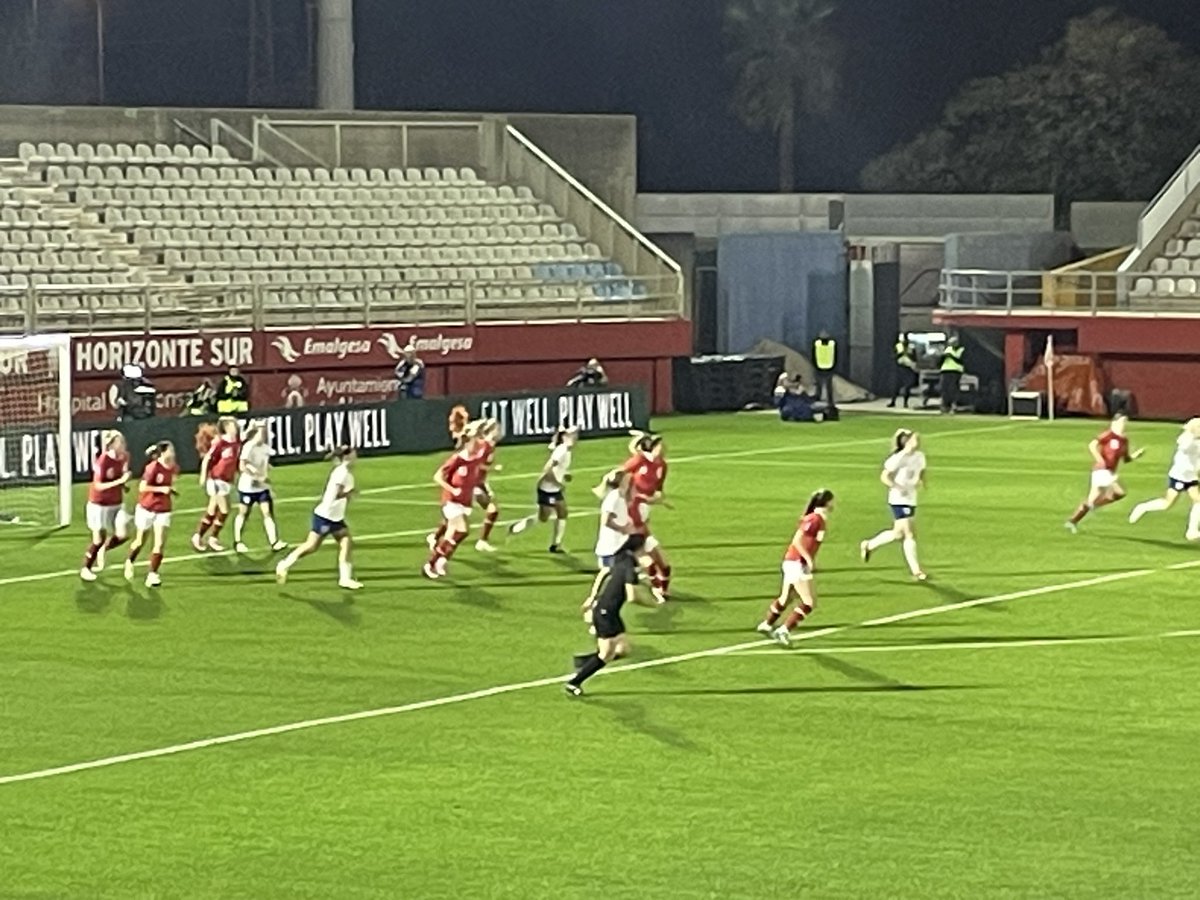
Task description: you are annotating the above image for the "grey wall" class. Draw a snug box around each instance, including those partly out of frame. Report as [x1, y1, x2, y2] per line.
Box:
[1070, 202, 1144, 251]
[943, 232, 1078, 271]
[638, 192, 1056, 240]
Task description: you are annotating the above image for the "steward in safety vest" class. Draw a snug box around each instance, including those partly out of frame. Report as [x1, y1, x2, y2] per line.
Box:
[938, 336, 965, 415]
[812, 331, 838, 408]
[216, 366, 250, 415]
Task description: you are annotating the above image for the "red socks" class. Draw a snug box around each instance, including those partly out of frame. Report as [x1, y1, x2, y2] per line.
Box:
[127, 545, 142, 563]
[105, 534, 127, 551]
[784, 603, 813, 630]
[428, 530, 468, 566]
[480, 509, 499, 542]
[763, 598, 786, 626]
[149, 552, 163, 574]
[82, 542, 100, 569]
[195, 514, 214, 538]
[211, 512, 227, 538]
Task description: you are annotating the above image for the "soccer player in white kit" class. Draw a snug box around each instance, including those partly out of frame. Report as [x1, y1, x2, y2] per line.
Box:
[508, 425, 578, 551]
[1129, 418, 1200, 540]
[275, 446, 361, 590]
[233, 421, 287, 554]
[582, 469, 639, 619]
[860, 429, 928, 581]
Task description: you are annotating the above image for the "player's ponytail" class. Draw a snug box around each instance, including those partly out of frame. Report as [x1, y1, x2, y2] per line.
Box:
[146, 440, 172, 462]
[593, 467, 625, 499]
[101, 429, 123, 450]
[805, 488, 834, 515]
[325, 445, 354, 463]
[893, 429, 914, 454]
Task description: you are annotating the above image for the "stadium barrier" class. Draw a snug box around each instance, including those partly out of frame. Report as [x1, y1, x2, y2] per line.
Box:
[0, 385, 648, 486]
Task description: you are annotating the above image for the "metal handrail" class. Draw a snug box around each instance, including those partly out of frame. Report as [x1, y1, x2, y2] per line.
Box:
[937, 267, 1200, 316]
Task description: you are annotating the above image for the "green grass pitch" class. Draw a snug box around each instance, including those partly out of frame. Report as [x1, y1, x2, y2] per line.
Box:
[2, 412, 1199, 899]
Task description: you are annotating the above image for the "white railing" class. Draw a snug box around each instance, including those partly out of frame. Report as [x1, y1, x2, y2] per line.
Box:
[250, 117, 487, 171]
[0, 275, 684, 335]
[1124, 144, 1200, 271]
[502, 126, 682, 304]
[939, 268, 1200, 316]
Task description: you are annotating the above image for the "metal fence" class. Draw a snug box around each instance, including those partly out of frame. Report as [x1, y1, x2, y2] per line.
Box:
[939, 268, 1200, 315]
[0, 275, 684, 336]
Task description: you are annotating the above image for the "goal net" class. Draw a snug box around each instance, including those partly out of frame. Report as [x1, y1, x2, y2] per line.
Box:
[0, 334, 72, 527]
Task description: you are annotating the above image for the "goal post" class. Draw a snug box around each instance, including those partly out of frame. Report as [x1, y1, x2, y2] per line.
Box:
[0, 333, 72, 528]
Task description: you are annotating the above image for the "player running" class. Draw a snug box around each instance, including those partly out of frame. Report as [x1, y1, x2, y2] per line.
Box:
[564, 534, 657, 698]
[508, 425, 578, 552]
[424, 425, 484, 579]
[757, 489, 835, 646]
[1128, 418, 1200, 539]
[275, 446, 361, 590]
[192, 417, 241, 552]
[80, 429, 131, 581]
[1065, 414, 1144, 533]
[473, 419, 503, 553]
[233, 421, 287, 553]
[623, 432, 672, 600]
[860, 429, 928, 581]
[124, 441, 179, 588]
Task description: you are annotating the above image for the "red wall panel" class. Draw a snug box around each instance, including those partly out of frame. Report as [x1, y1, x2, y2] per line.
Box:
[1100, 357, 1200, 420]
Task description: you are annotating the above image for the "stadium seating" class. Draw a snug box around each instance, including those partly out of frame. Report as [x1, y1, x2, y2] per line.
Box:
[1, 141, 650, 327]
[1128, 209, 1200, 305]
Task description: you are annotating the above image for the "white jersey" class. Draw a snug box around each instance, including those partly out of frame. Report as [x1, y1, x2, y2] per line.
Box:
[538, 444, 573, 492]
[884, 449, 926, 507]
[594, 488, 631, 557]
[237, 441, 272, 493]
[314, 463, 354, 522]
[1168, 433, 1200, 484]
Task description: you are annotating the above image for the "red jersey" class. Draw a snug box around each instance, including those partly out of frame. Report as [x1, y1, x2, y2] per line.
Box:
[439, 451, 481, 504]
[206, 435, 241, 483]
[622, 453, 668, 500]
[138, 460, 178, 513]
[88, 451, 129, 506]
[1094, 430, 1129, 472]
[476, 440, 497, 480]
[628, 496, 648, 534]
[784, 512, 826, 563]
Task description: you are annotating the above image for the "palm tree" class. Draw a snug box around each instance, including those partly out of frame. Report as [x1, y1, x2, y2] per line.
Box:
[724, 0, 840, 192]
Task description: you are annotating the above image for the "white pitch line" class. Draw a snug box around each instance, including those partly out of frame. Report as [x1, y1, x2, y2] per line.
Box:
[727, 629, 1200, 657]
[0, 421, 1014, 590]
[1, 553, 1197, 787]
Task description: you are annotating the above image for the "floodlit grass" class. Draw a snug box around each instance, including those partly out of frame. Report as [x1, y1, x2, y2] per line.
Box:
[1, 412, 1199, 899]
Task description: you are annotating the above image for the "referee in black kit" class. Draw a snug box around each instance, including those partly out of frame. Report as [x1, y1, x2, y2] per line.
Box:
[565, 534, 655, 697]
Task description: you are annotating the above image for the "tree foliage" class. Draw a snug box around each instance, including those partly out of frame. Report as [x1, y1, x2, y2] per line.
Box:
[724, 0, 840, 192]
[860, 7, 1200, 207]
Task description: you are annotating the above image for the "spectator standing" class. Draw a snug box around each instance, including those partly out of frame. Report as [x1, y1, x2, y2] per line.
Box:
[939, 335, 966, 415]
[812, 331, 837, 408]
[567, 358, 608, 388]
[216, 366, 250, 416]
[888, 334, 919, 409]
[395, 344, 426, 399]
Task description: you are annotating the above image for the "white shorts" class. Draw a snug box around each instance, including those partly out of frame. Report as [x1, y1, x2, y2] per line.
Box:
[206, 479, 233, 498]
[134, 507, 172, 531]
[781, 559, 813, 585]
[1090, 469, 1118, 491]
[442, 501, 472, 521]
[85, 502, 121, 532]
[644, 534, 660, 554]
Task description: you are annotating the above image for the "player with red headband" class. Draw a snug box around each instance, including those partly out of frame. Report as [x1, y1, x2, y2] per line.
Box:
[424, 423, 486, 579]
[756, 489, 835, 646]
[1065, 414, 1143, 533]
[79, 429, 132, 581]
[622, 431, 671, 601]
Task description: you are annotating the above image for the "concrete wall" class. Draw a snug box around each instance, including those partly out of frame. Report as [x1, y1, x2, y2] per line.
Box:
[637, 192, 1056, 240]
[0, 105, 636, 215]
[1069, 202, 1145, 251]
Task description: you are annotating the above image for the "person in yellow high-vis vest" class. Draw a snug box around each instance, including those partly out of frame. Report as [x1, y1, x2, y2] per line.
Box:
[939, 337, 965, 415]
[215, 366, 250, 416]
[812, 331, 837, 408]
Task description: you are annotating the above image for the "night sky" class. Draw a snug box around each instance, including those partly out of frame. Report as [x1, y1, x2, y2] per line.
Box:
[11, 0, 1200, 192]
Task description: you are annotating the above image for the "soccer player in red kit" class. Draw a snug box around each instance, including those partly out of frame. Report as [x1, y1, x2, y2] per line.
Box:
[473, 419, 503, 553]
[1065, 414, 1143, 533]
[756, 489, 835, 646]
[193, 417, 241, 552]
[622, 432, 672, 601]
[423, 426, 484, 579]
[125, 441, 179, 588]
[80, 430, 132, 581]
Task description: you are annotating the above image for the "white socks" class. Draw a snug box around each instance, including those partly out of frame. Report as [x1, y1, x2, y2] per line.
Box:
[902, 538, 921, 576]
[1133, 498, 1170, 520]
[264, 516, 279, 544]
[553, 517, 567, 544]
[1188, 503, 1200, 537]
[233, 513, 246, 543]
[338, 561, 354, 582]
[866, 530, 897, 552]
